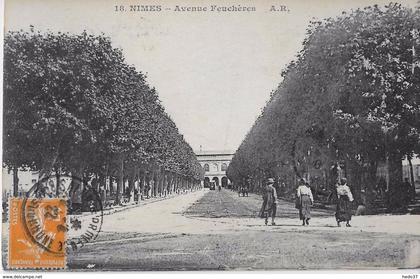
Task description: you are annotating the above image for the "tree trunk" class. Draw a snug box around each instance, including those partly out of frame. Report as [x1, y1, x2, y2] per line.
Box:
[291, 140, 301, 178]
[109, 175, 114, 194]
[158, 171, 163, 197]
[389, 153, 403, 187]
[98, 173, 105, 193]
[12, 167, 19, 197]
[116, 158, 124, 204]
[70, 166, 84, 213]
[408, 157, 416, 200]
[165, 172, 170, 195]
[346, 159, 361, 203]
[39, 147, 60, 182]
[364, 161, 377, 212]
[55, 170, 61, 197]
[175, 175, 179, 193]
[102, 162, 109, 198]
[153, 173, 158, 197]
[128, 174, 135, 201]
[169, 172, 174, 194]
[388, 152, 403, 210]
[139, 170, 144, 199]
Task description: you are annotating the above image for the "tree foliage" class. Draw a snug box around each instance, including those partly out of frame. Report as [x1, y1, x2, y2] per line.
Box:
[228, 4, 420, 196]
[3, 28, 204, 194]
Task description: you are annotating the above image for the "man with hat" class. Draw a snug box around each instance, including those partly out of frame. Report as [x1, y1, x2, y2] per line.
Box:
[260, 178, 278, 225]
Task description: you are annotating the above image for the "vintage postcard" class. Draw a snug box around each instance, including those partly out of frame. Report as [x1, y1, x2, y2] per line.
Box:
[1, 0, 420, 273]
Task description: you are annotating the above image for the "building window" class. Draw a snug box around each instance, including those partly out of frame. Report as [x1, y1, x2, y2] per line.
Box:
[204, 164, 209, 172]
[221, 163, 227, 171]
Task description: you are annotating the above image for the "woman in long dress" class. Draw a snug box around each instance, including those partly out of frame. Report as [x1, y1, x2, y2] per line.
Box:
[335, 178, 354, 227]
[296, 178, 314, 226]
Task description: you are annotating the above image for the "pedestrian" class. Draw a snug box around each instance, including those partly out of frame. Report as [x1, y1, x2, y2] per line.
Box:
[259, 178, 278, 226]
[376, 177, 387, 200]
[146, 184, 151, 199]
[245, 178, 251, 197]
[69, 180, 82, 214]
[296, 178, 314, 226]
[134, 188, 139, 204]
[355, 187, 368, 216]
[100, 185, 107, 204]
[335, 178, 354, 227]
[402, 178, 412, 206]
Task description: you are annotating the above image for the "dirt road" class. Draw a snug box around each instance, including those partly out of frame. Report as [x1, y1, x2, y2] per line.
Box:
[67, 188, 420, 270]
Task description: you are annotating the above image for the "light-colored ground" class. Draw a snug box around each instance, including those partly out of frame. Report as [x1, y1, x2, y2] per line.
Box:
[87, 189, 420, 236]
[66, 189, 420, 270]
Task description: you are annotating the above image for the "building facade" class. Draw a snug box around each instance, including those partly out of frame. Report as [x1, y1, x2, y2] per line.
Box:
[195, 150, 234, 188]
[2, 169, 39, 198]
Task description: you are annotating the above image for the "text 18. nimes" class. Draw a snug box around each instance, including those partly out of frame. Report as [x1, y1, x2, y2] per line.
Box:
[114, 4, 290, 13]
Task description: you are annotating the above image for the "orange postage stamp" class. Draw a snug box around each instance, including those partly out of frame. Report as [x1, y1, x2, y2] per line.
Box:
[8, 198, 67, 269]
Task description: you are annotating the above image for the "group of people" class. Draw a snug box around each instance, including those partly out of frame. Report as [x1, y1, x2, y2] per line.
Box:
[259, 177, 354, 227]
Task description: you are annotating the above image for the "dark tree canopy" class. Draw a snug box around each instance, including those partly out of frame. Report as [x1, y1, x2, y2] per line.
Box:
[3, 28, 204, 191]
[228, 4, 420, 196]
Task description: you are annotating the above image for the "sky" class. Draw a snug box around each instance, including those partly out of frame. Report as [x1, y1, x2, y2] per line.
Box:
[4, 0, 418, 152]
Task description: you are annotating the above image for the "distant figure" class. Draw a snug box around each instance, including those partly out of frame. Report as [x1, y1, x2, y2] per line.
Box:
[279, 182, 286, 197]
[245, 178, 251, 196]
[335, 178, 354, 227]
[69, 180, 82, 214]
[355, 189, 367, 216]
[218, 185, 221, 191]
[402, 178, 412, 206]
[146, 184, 151, 199]
[88, 200, 96, 213]
[238, 184, 247, 197]
[100, 185, 106, 204]
[134, 188, 139, 204]
[58, 179, 68, 199]
[242, 184, 249, 197]
[259, 178, 278, 226]
[376, 177, 387, 199]
[296, 178, 314, 226]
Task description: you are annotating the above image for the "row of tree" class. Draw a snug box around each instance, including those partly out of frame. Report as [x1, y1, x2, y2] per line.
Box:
[227, 4, 420, 207]
[4, 28, 204, 204]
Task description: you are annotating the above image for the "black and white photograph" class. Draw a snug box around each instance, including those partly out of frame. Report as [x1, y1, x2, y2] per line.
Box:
[1, 0, 420, 275]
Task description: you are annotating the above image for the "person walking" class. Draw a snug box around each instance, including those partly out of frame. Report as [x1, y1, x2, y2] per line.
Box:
[260, 178, 278, 226]
[296, 178, 314, 226]
[335, 178, 354, 227]
[402, 178, 412, 206]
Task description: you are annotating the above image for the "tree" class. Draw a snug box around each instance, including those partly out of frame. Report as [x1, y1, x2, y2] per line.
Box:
[228, 4, 420, 206]
[4, 29, 203, 203]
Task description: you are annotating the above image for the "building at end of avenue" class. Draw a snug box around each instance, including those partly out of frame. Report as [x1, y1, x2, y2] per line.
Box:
[195, 150, 234, 188]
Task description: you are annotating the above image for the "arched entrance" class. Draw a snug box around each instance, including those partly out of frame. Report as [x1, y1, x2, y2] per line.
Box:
[212, 177, 219, 186]
[221, 176, 228, 188]
[204, 177, 210, 188]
